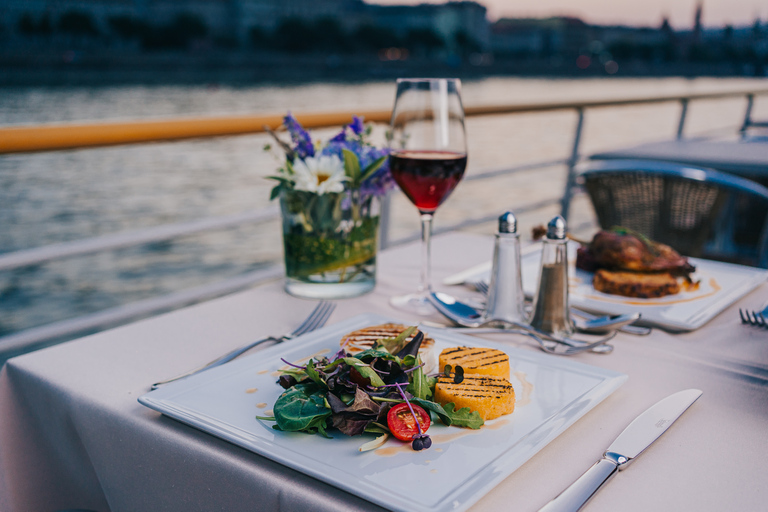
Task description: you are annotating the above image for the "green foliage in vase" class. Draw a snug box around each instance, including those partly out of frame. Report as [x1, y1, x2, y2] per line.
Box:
[282, 203, 379, 280]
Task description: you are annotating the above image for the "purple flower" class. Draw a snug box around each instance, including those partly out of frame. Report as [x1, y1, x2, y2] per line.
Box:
[283, 112, 314, 159]
[329, 116, 365, 143]
[349, 116, 364, 135]
[276, 111, 394, 199]
[359, 167, 395, 200]
[358, 145, 389, 171]
[329, 130, 347, 143]
[321, 138, 363, 162]
[359, 146, 395, 199]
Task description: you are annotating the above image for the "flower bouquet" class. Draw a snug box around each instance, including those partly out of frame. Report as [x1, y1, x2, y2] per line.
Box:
[267, 114, 394, 299]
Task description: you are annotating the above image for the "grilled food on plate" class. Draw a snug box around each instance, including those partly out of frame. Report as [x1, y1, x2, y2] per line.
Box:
[434, 373, 515, 421]
[263, 329, 516, 453]
[576, 228, 697, 298]
[576, 229, 695, 276]
[438, 346, 509, 379]
[593, 269, 681, 298]
[341, 323, 436, 372]
[434, 347, 515, 421]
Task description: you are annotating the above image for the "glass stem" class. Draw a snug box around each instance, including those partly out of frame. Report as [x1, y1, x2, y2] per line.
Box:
[418, 213, 433, 295]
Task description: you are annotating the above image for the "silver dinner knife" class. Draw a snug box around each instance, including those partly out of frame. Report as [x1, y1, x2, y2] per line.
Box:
[539, 388, 703, 512]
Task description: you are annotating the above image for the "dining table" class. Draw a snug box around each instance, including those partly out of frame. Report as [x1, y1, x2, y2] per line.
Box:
[1, 231, 767, 512]
[589, 135, 768, 187]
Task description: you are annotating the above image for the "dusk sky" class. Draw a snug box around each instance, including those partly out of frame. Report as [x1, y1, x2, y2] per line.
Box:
[374, 0, 768, 29]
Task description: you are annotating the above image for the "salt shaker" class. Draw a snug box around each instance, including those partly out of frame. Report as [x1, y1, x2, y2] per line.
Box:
[485, 211, 526, 324]
[529, 215, 573, 336]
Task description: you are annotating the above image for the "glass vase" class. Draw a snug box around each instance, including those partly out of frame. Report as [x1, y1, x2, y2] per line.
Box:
[280, 189, 378, 299]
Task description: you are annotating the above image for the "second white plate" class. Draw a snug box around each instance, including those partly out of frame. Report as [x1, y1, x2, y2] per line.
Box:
[445, 243, 768, 331]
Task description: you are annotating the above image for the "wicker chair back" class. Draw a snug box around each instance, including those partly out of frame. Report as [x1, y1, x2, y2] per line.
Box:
[580, 160, 768, 267]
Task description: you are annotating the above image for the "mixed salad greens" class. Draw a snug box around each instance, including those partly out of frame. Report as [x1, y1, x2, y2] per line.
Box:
[256, 326, 483, 451]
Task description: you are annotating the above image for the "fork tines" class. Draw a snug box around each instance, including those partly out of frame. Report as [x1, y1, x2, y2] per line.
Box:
[740, 308, 767, 328]
[293, 300, 335, 337]
[472, 281, 489, 295]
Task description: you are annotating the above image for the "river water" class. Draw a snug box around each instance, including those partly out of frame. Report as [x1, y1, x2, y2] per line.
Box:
[1, 77, 766, 337]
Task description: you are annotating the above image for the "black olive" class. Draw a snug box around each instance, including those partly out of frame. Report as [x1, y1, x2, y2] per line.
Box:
[278, 375, 297, 389]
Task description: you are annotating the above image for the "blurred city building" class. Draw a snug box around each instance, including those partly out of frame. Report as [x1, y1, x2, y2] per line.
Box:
[490, 17, 592, 58]
[0, 0, 765, 78]
[488, 4, 766, 76]
[0, 0, 489, 51]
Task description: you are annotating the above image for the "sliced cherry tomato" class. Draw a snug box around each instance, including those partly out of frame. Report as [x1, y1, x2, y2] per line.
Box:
[387, 402, 431, 442]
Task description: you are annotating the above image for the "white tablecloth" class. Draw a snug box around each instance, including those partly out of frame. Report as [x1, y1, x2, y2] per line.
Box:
[1, 232, 767, 512]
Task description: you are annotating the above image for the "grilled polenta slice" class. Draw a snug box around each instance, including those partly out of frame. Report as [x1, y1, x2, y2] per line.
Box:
[341, 324, 436, 372]
[434, 374, 515, 421]
[438, 346, 509, 379]
[593, 269, 680, 298]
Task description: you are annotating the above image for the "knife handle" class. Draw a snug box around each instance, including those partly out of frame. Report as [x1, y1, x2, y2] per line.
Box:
[538, 457, 619, 512]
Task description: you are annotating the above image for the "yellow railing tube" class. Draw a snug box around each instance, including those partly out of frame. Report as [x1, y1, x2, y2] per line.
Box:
[2, 88, 768, 155]
[0, 109, 392, 154]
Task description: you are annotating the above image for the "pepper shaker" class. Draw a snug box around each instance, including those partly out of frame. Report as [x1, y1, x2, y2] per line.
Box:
[529, 215, 573, 336]
[485, 211, 526, 324]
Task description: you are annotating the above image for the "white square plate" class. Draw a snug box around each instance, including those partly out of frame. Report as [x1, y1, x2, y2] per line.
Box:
[139, 313, 626, 512]
[445, 243, 768, 331]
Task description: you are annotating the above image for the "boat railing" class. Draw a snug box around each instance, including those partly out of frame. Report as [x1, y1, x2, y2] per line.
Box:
[2, 87, 767, 357]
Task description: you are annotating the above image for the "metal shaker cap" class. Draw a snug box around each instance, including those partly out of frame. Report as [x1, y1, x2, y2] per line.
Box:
[546, 215, 567, 239]
[498, 211, 517, 234]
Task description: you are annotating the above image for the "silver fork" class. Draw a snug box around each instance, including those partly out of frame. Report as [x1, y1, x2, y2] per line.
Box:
[534, 331, 617, 356]
[740, 304, 768, 327]
[151, 300, 336, 389]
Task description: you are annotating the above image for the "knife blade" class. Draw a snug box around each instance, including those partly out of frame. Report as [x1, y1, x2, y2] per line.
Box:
[538, 388, 702, 512]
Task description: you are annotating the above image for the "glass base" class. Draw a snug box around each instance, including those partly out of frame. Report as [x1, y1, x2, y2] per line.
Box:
[285, 277, 375, 300]
[389, 292, 436, 316]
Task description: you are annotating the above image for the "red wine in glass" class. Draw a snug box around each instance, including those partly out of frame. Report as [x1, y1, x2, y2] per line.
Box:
[389, 150, 467, 213]
[388, 77, 466, 315]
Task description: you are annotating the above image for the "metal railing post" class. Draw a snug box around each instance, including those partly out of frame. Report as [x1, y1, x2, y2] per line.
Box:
[676, 98, 689, 140]
[740, 93, 755, 139]
[378, 191, 392, 250]
[560, 107, 585, 221]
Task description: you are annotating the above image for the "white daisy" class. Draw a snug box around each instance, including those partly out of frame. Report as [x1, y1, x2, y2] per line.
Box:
[292, 154, 347, 194]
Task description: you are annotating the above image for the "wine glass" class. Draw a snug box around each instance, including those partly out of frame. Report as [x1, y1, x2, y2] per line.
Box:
[388, 78, 468, 315]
